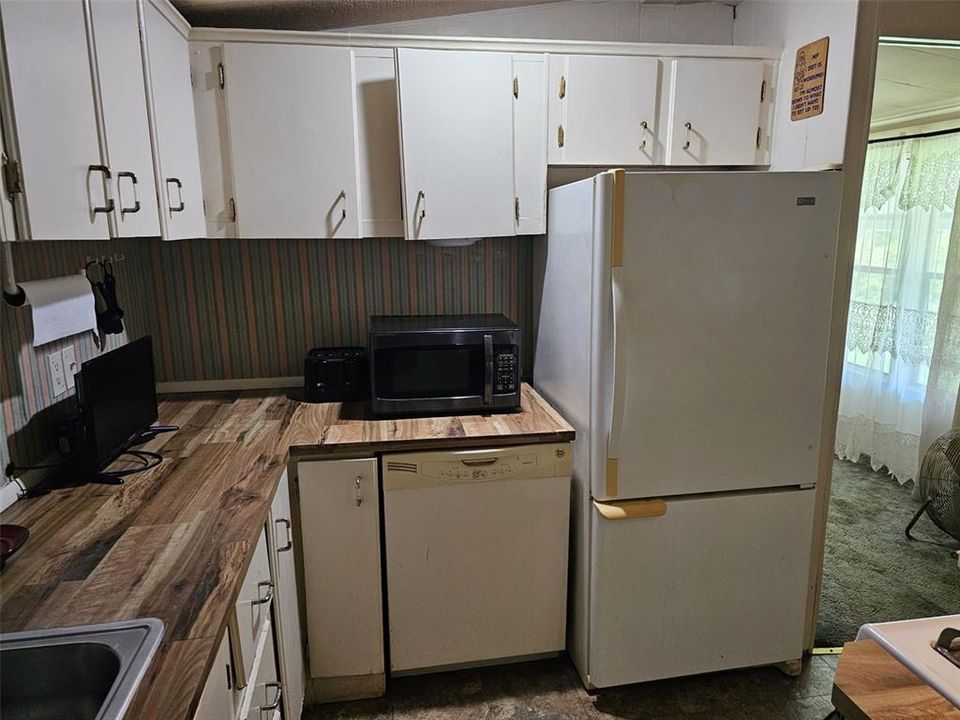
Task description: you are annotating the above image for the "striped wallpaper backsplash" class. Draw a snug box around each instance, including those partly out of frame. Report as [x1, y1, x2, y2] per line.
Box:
[1, 236, 534, 475]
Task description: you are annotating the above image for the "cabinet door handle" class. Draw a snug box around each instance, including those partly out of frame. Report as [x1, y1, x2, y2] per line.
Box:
[355, 476, 362, 507]
[340, 190, 347, 221]
[252, 580, 274, 606]
[166, 177, 185, 212]
[681, 122, 693, 151]
[89, 165, 115, 214]
[416, 190, 426, 220]
[275, 517, 292, 552]
[640, 121, 649, 151]
[260, 682, 282, 713]
[117, 171, 141, 215]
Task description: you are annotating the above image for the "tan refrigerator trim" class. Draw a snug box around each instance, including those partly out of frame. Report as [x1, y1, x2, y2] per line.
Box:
[606, 168, 626, 498]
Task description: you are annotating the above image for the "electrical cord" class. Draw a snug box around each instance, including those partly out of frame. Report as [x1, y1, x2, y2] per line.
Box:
[101, 449, 163, 479]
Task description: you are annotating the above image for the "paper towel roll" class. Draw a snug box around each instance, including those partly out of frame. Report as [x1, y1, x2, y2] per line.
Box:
[20, 272, 97, 347]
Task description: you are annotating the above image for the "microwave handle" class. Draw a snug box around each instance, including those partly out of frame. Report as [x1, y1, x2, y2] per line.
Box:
[483, 333, 494, 405]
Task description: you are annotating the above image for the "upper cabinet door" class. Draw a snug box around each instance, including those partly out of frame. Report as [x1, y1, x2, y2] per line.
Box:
[666, 58, 767, 166]
[222, 43, 360, 239]
[0, 0, 110, 240]
[397, 48, 515, 241]
[143, 2, 205, 240]
[549, 55, 660, 166]
[512, 53, 547, 235]
[354, 48, 403, 239]
[89, 0, 160, 238]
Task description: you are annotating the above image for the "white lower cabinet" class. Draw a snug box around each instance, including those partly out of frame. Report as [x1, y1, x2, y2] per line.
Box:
[194, 471, 304, 719]
[268, 470, 305, 720]
[194, 631, 238, 720]
[297, 458, 384, 700]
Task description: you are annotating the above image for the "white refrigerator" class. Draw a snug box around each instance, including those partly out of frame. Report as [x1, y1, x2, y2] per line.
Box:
[533, 170, 842, 688]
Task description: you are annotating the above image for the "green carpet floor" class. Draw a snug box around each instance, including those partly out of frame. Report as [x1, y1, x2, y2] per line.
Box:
[815, 459, 960, 647]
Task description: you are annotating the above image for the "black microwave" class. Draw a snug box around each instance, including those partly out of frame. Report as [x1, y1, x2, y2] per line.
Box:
[368, 314, 521, 416]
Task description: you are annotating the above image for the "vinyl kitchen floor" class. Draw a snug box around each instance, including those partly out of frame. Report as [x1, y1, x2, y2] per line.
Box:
[305, 654, 840, 720]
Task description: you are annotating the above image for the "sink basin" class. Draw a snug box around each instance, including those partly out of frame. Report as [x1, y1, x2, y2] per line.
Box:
[0, 618, 164, 720]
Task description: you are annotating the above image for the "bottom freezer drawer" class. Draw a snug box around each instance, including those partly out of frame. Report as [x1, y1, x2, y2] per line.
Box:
[588, 487, 815, 688]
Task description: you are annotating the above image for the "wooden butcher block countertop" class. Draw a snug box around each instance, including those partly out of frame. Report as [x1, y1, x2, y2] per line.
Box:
[0, 383, 573, 720]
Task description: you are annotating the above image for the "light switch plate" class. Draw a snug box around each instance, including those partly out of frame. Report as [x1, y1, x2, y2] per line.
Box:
[48, 351, 67, 397]
[62, 345, 78, 391]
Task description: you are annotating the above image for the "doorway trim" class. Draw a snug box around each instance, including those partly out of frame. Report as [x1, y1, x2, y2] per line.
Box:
[805, 0, 960, 649]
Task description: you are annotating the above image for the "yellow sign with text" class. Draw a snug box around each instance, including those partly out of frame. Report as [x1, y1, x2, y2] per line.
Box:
[791, 36, 830, 120]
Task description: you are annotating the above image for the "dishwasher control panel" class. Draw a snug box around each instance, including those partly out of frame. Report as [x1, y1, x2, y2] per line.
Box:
[422, 453, 537, 480]
[382, 443, 572, 489]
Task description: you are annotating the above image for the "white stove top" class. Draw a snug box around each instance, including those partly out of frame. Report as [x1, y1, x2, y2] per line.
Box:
[857, 614, 960, 708]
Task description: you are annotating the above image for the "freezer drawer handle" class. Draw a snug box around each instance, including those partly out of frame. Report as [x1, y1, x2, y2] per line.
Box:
[593, 499, 667, 520]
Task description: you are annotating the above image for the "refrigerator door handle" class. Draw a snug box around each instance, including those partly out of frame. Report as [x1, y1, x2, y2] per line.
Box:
[608, 266, 627, 459]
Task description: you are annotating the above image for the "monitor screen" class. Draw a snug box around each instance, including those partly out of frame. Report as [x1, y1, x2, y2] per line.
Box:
[76, 336, 158, 470]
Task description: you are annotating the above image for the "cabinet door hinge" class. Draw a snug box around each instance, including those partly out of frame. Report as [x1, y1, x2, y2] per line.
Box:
[2, 156, 23, 197]
[756, 126, 762, 149]
[557, 124, 565, 148]
[760, 79, 766, 103]
[512, 76, 519, 99]
[514, 196, 520, 223]
[218, 62, 225, 89]
[559, 75, 566, 99]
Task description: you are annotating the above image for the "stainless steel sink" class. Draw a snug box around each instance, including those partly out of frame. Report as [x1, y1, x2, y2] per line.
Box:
[0, 618, 164, 720]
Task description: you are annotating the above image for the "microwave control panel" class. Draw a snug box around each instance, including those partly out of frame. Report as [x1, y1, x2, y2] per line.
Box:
[495, 350, 518, 394]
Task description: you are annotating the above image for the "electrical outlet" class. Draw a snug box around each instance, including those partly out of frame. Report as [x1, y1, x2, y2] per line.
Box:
[62, 345, 78, 391]
[48, 351, 67, 397]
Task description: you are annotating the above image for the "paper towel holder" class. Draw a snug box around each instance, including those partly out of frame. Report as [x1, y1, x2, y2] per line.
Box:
[1, 240, 25, 307]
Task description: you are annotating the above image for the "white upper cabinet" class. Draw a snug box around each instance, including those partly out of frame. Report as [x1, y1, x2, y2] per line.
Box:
[548, 54, 660, 166]
[666, 58, 769, 166]
[190, 42, 236, 239]
[89, 0, 160, 238]
[354, 48, 404, 238]
[0, 0, 111, 240]
[222, 43, 360, 239]
[397, 48, 515, 241]
[143, 1, 206, 240]
[512, 53, 548, 235]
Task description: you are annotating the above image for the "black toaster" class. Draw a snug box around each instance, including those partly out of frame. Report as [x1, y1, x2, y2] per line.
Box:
[304, 347, 369, 403]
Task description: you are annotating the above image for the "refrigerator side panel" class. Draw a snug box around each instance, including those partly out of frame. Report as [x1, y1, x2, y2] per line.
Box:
[606, 171, 841, 500]
[533, 173, 607, 683]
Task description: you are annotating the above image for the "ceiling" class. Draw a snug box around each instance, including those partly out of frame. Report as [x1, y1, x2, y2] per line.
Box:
[169, 0, 565, 31]
[169, 0, 722, 31]
[871, 44, 960, 132]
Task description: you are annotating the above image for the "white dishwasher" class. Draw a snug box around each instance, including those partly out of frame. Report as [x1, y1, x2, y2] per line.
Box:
[382, 442, 572, 674]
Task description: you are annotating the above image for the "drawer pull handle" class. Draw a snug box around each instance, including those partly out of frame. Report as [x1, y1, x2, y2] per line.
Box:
[252, 580, 274, 606]
[275, 517, 292, 552]
[260, 682, 282, 713]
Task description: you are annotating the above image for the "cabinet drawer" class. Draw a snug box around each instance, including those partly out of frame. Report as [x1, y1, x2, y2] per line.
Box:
[233, 528, 272, 686]
[244, 620, 280, 720]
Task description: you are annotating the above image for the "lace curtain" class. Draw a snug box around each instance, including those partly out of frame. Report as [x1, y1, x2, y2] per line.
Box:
[836, 132, 960, 483]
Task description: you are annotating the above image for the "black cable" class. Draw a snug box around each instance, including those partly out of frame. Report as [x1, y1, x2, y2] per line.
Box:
[101, 449, 163, 478]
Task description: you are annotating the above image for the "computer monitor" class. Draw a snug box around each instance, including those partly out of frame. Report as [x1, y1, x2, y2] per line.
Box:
[75, 336, 158, 472]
